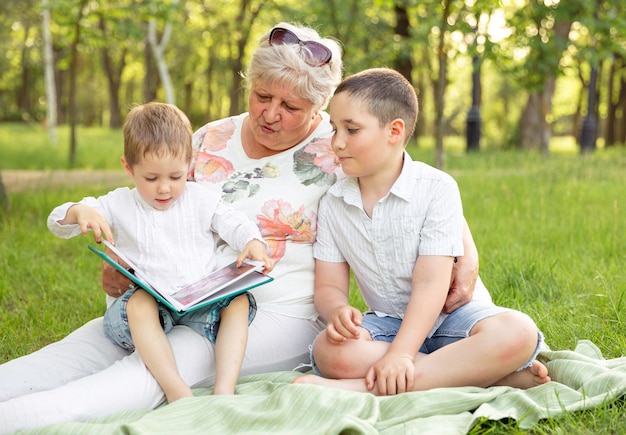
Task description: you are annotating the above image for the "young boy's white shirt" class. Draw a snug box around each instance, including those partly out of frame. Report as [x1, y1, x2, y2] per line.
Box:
[48, 182, 263, 305]
[313, 151, 488, 336]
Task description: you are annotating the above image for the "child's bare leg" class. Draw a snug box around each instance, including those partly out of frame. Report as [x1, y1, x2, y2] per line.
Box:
[402, 311, 549, 390]
[295, 311, 550, 393]
[213, 294, 250, 395]
[126, 289, 192, 403]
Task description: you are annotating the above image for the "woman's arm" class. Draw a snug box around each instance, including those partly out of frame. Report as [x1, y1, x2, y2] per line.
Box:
[101, 248, 134, 297]
[443, 218, 479, 313]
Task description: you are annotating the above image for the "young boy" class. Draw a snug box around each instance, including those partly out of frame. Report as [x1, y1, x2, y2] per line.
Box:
[294, 68, 550, 395]
[48, 102, 273, 402]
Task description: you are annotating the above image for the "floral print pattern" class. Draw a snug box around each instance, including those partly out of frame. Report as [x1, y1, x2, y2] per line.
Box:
[257, 199, 317, 261]
[293, 137, 340, 187]
[191, 114, 342, 263]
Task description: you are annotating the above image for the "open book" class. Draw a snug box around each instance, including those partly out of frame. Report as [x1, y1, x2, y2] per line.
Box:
[89, 240, 273, 315]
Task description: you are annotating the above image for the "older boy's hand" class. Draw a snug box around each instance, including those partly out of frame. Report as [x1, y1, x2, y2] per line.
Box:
[325, 305, 362, 344]
[365, 352, 415, 395]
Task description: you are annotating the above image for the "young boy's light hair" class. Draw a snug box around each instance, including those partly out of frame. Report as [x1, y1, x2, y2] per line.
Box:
[123, 102, 193, 167]
[333, 68, 418, 145]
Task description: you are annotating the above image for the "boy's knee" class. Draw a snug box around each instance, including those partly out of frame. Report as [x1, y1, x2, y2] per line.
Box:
[491, 311, 539, 359]
[230, 294, 250, 309]
[312, 334, 360, 379]
[126, 290, 156, 319]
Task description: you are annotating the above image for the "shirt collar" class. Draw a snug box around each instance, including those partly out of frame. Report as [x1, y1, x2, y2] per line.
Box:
[328, 151, 416, 206]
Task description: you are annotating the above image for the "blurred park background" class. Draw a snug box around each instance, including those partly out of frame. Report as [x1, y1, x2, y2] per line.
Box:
[0, 0, 625, 174]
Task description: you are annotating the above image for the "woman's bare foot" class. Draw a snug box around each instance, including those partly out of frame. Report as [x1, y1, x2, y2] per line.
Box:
[165, 385, 194, 403]
[494, 360, 551, 389]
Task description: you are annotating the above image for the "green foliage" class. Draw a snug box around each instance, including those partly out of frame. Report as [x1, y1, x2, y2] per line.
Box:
[2, 0, 625, 149]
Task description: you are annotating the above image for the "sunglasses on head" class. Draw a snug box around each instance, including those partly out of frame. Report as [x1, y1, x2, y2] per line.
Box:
[269, 27, 332, 67]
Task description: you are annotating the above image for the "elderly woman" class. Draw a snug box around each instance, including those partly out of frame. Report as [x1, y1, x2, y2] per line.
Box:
[0, 23, 478, 431]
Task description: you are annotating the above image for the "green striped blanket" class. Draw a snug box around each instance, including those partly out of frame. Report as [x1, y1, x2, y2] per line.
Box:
[25, 341, 626, 434]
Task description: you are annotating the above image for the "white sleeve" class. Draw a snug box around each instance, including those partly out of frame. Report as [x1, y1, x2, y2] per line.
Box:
[211, 201, 266, 252]
[47, 196, 104, 239]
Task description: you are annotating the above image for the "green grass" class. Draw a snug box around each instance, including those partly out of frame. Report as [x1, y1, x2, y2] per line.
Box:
[0, 123, 123, 170]
[1, 123, 625, 432]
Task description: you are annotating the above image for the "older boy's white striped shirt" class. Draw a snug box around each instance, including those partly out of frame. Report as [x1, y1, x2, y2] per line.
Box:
[314, 152, 464, 326]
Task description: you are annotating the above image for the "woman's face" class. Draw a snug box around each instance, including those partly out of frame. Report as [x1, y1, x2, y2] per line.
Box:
[247, 79, 320, 154]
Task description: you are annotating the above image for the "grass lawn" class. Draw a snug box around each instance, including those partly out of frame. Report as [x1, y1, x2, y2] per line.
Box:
[0, 123, 625, 433]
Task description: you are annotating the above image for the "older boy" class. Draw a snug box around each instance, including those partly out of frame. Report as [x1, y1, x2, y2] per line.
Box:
[294, 68, 550, 395]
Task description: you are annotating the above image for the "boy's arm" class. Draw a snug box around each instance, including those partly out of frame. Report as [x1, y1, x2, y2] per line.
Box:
[314, 259, 362, 343]
[52, 203, 113, 244]
[365, 255, 454, 395]
[62, 204, 114, 244]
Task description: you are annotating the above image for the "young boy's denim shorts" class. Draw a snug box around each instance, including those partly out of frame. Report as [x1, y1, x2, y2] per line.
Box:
[103, 286, 256, 352]
[310, 300, 544, 376]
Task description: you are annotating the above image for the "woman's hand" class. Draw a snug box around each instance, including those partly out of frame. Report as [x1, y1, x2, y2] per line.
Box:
[101, 248, 134, 297]
[444, 255, 478, 313]
[443, 219, 479, 313]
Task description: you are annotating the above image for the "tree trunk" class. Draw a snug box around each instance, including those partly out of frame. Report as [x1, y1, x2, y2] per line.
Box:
[434, 0, 451, 169]
[42, 0, 57, 143]
[0, 170, 8, 213]
[518, 78, 556, 154]
[147, 0, 178, 105]
[18, 24, 32, 119]
[228, 1, 264, 116]
[393, 4, 413, 82]
[606, 55, 625, 147]
[616, 65, 626, 145]
[98, 15, 125, 129]
[68, 0, 88, 168]
[143, 39, 158, 103]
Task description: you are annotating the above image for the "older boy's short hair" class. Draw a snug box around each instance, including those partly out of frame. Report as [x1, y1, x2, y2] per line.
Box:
[333, 68, 418, 145]
[123, 102, 193, 167]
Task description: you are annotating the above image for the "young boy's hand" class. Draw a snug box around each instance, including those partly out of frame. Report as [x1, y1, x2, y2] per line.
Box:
[238, 239, 274, 274]
[365, 351, 415, 395]
[325, 305, 363, 344]
[63, 204, 113, 244]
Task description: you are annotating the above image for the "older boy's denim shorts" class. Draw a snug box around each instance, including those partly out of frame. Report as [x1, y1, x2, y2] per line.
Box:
[103, 287, 256, 351]
[310, 300, 544, 376]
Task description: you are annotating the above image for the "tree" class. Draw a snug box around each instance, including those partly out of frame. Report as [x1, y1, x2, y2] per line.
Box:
[42, 0, 57, 142]
[434, 0, 452, 168]
[147, 0, 178, 104]
[68, 0, 89, 167]
[0, 171, 7, 213]
[498, 1, 582, 153]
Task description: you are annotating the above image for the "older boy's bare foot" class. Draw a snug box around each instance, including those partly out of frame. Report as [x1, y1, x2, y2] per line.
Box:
[292, 374, 371, 393]
[494, 360, 551, 389]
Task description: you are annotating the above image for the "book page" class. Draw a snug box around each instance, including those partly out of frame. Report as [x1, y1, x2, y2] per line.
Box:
[169, 262, 257, 307]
